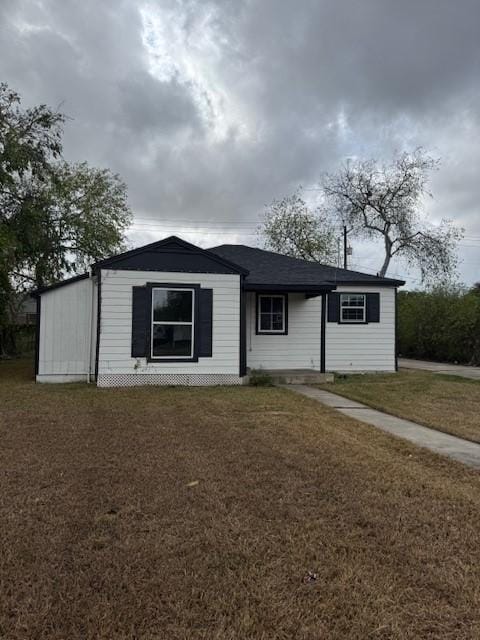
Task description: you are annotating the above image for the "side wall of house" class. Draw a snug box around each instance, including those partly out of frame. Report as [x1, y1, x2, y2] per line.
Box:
[97, 268, 241, 386]
[37, 277, 96, 382]
[325, 285, 396, 372]
[246, 293, 322, 370]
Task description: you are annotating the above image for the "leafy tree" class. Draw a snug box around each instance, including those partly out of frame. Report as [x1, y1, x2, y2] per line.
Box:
[322, 149, 463, 281]
[260, 191, 338, 264]
[0, 83, 131, 354]
[9, 162, 131, 286]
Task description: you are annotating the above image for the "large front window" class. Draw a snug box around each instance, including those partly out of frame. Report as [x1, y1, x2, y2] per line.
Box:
[340, 293, 366, 323]
[257, 294, 286, 334]
[151, 288, 194, 358]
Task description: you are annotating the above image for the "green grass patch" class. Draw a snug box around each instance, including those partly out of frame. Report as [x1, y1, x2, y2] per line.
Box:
[318, 369, 480, 443]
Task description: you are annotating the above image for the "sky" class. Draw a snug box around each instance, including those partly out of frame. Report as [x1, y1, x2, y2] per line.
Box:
[1, 0, 480, 288]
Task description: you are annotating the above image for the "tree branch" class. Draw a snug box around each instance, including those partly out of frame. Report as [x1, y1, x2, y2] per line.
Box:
[11, 271, 36, 283]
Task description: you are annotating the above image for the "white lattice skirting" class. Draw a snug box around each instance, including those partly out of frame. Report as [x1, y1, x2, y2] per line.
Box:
[97, 373, 245, 388]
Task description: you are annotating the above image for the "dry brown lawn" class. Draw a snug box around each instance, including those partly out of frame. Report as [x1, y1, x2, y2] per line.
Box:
[318, 369, 480, 444]
[1, 360, 480, 639]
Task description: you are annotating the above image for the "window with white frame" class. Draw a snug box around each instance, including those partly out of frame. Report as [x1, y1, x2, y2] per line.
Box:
[257, 294, 286, 333]
[151, 288, 194, 358]
[340, 293, 366, 323]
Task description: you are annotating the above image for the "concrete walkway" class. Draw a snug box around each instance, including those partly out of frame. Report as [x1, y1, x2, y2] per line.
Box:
[399, 358, 480, 381]
[283, 385, 480, 470]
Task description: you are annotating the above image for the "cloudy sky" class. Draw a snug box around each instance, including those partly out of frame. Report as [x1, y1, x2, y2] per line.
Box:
[1, 0, 480, 287]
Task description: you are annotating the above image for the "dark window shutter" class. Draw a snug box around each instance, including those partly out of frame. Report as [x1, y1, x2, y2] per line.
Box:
[366, 293, 380, 323]
[198, 288, 213, 357]
[327, 293, 340, 322]
[131, 286, 148, 357]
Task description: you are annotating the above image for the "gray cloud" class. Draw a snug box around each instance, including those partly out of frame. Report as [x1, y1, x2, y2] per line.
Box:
[1, 0, 480, 284]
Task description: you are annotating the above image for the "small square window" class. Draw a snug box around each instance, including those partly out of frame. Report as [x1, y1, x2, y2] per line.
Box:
[340, 293, 366, 323]
[257, 295, 287, 334]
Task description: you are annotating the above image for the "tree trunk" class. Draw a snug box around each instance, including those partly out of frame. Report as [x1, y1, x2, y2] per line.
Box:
[379, 235, 392, 277]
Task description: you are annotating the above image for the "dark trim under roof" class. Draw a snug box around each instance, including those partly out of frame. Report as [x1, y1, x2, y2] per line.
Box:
[33, 272, 90, 296]
[244, 283, 335, 293]
[209, 244, 405, 288]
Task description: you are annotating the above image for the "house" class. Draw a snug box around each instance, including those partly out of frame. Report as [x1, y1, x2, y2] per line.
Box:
[34, 236, 404, 386]
[10, 294, 37, 326]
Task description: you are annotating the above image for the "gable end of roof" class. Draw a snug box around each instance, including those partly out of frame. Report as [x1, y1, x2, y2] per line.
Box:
[92, 236, 249, 276]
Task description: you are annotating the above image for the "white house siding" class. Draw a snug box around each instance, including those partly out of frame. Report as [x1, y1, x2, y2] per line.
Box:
[37, 276, 95, 382]
[246, 293, 322, 370]
[325, 286, 396, 372]
[97, 269, 241, 385]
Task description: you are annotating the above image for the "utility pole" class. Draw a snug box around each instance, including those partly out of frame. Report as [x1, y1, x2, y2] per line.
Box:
[343, 225, 353, 269]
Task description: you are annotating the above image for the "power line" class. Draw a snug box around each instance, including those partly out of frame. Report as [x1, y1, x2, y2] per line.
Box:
[133, 217, 262, 227]
[350, 260, 424, 284]
[131, 216, 480, 237]
[131, 226, 258, 235]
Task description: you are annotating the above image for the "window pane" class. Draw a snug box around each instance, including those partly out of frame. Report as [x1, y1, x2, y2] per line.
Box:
[152, 324, 192, 357]
[153, 289, 192, 322]
[272, 313, 283, 330]
[260, 313, 271, 330]
[350, 295, 364, 307]
[342, 308, 364, 321]
[272, 297, 284, 313]
[260, 297, 271, 313]
[341, 294, 364, 307]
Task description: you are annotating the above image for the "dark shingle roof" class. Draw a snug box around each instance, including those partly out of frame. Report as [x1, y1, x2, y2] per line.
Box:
[209, 244, 405, 288]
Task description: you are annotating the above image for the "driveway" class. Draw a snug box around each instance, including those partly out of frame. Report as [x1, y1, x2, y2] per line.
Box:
[399, 358, 480, 381]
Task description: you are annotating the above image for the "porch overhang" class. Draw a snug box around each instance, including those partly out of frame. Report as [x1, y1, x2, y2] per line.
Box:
[242, 283, 331, 374]
[243, 283, 336, 296]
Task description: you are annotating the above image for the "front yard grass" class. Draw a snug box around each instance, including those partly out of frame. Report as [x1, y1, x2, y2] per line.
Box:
[1, 360, 480, 639]
[318, 369, 480, 444]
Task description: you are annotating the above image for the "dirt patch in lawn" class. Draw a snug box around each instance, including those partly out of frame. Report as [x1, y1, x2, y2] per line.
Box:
[1, 360, 480, 639]
[317, 369, 480, 444]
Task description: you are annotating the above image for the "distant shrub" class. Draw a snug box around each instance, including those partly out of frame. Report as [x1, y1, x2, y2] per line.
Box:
[398, 287, 480, 365]
[249, 369, 273, 386]
[0, 325, 35, 358]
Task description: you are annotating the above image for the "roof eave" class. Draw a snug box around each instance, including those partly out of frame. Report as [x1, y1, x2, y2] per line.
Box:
[243, 282, 336, 292]
[32, 272, 90, 296]
[326, 278, 406, 287]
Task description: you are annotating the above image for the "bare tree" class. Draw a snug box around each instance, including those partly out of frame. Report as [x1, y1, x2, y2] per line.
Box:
[322, 149, 463, 281]
[260, 191, 338, 264]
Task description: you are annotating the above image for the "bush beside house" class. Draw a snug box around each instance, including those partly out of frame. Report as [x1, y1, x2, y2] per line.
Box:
[0, 295, 37, 358]
[398, 287, 480, 365]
